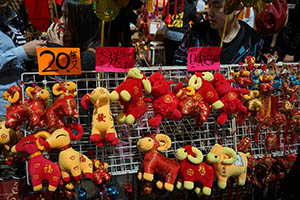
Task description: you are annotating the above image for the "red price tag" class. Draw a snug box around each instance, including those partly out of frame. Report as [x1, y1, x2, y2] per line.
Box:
[36, 48, 81, 75]
[95, 47, 135, 72]
[187, 47, 221, 71]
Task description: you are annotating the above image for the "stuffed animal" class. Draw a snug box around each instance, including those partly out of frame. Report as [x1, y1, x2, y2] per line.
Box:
[259, 74, 274, 93]
[147, 73, 182, 127]
[2, 85, 24, 108]
[11, 131, 61, 191]
[243, 90, 262, 112]
[137, 133, 180, 191]
[0, 121, 23, 165]
[207, 144, 250, 189]
[234, 69, 253, 88]
[110, 68, 151, 125]
[213, 73, 249, 125]
[43, 82, 79, 131]
[176, 145, 214, 196]
[81, 87, 118, 146]
[52, 81, 77, 96]
[176, 86, 211, 126]
[36, 123, 93, 183]
[188, 72, 224, 110]
[93, 160, 111, 185]
[5, 85, 49, 130]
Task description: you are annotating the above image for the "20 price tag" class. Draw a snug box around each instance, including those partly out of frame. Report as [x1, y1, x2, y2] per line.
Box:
[36, 48, 81, 75]
[187, 47, 221, 71]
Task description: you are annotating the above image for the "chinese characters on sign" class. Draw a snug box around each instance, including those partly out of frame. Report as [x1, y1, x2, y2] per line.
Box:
[95, 47, 135, 72]
[36, 48, 81, 75]
[187, 47, 221, 71]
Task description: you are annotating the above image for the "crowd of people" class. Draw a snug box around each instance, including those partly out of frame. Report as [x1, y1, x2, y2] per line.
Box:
[0, 0, 299, 118]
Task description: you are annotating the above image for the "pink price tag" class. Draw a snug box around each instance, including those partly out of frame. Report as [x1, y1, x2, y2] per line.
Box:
[95, 47, 135, 72]
[187, 47, 221, 71]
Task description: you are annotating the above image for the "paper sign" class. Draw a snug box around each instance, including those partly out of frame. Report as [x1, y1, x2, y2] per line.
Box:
[187, 47, 221, 71]
[95, 47, 135, 72]
[37, 48, 81, 75]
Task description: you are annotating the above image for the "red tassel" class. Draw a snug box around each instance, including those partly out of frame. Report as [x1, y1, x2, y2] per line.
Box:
[180, 0, 184, 13]
[155, 0, 159, 16]
[174, 0, 178, 16]
[167, 0, 170, 16]
[162, 0, 166, 16]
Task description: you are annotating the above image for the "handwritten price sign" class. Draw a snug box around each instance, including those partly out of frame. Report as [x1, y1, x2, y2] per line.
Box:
[187, 47, 221, 71]
[37, 48, 81, 75]
[95, 47, 135, 72]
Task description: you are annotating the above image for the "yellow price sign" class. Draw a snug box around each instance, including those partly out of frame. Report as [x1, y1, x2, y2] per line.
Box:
[37, 48, 81, 75]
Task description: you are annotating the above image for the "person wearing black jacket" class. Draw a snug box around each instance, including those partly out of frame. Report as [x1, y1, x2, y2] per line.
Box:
[275, 0, 300, 62]
[164, 0, 201, 65]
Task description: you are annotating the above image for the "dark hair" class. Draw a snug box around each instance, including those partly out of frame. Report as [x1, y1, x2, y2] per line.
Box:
[63, 0, 100, 51]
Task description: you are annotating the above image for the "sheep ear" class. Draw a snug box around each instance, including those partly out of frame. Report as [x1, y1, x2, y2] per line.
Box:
[81, 93, 91, 110]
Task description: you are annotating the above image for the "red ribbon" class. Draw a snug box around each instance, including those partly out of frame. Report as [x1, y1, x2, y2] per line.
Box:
[174, 0, 178, 16]
[155, 0, 159, 16]
[180, 0, 184, 13]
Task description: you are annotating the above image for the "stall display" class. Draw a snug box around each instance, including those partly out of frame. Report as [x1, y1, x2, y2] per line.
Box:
[1, 62, 300, 199]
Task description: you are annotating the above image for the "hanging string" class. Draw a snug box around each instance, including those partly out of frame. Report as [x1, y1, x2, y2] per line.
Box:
[100, 20, 105, 47]
[215, 130, 223, 145]
[220, 15, 229, 48]
[167, 0, 170, 17]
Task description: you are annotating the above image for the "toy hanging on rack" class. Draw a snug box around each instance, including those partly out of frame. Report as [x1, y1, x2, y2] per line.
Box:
[175, 145, 214, 196]
[176, 86, 211, 126]
[146, 72, 182, 127]
[4, 85, 49, 130]
[0, 121, 24, 165]
[81, 87, 118, 146]
[137, 133, 180, 191]
[11, 131, 61, 191]
[43, 81, 79, 132]
[36, 123, 93, 186]
[212, 72, 250, 125]
[110, 68, 151, 125]
[234, 61, 253, 88]
[206, 144, 250, 189]
[188, 72, 224, 110]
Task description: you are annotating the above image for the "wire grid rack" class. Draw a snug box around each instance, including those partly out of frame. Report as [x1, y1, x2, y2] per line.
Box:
[16, 65, 300, 176]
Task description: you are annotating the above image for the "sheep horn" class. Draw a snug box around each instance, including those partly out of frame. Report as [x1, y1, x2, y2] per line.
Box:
[188, 75, 202, 90]
[8, 91, 20, 104]
[35, 131, 51, 151]
[156, 134, 171, 152]
[25, 87, 34, 99]
[222, 147, 237, 164]
[187, 146, 203, 164]
[52, 83, 64, 96]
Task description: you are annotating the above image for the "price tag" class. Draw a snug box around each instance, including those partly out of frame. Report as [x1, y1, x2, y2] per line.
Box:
[95, 47, 135, 72]
[36, 48, 81, 75]
[187, 47, 221, 71]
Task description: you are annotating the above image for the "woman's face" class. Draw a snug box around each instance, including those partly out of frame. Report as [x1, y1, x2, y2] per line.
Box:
[207, 0, 229, 31]
[60, 5, 68, 33]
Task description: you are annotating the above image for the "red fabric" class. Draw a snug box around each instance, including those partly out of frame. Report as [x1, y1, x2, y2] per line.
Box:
[23, 0, 51, 32]
[177, 87, 211, 126]
[15, 134, 61, 191]
[148, 73, 182, 127]
[255, 0, 288, 36]
[5, 86, 48, 131]
[114, 73, 148, 122]
[193, 72, 221, 106]
[178, 146, 214, 190]
[213, 73, 249, 125]
[142, 151, 180, 185]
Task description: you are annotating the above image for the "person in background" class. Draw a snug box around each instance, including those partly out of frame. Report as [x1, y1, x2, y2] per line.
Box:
[47, 0, 101, 70]
[275, 0, 300, 62]
[174, 0, 263, 65]
[0, 0, 46, 120]
[164, 0, 201, 65]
